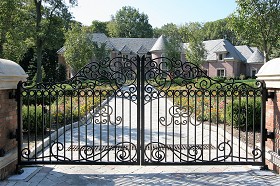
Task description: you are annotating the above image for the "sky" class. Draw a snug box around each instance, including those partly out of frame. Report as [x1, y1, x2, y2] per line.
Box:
[69, 0, 237, 28]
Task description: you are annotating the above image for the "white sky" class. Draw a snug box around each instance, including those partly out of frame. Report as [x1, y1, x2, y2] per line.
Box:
[69, 0, 237, 28]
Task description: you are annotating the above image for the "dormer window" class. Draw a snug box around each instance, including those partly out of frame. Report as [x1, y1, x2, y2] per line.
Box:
[218, 53, 224, 61]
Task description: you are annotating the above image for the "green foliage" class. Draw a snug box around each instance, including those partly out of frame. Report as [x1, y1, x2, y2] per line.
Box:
[185, 22, 206, 66]
[88, 20, 109, 35]
[202, 18, 237, 44]
[226, 97, 261, 130]
[22, 105, 48, 132]
[0, 0, 33, 61]
[64, 23, 95, 73]
[111, 6, 153, 38]
[229, 0, 280, 61]
[92, 42, 110, 61]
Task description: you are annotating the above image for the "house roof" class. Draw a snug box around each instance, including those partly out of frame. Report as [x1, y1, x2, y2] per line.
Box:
[150, 35, 167, 52]
[247, 49, 264, 63]
[109, 37, 157, 54]
[182, 39, 264, 63]
[57, 33, 264, 64]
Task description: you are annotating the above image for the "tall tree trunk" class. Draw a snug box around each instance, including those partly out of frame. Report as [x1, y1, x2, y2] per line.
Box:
[35, 0, 43, 83]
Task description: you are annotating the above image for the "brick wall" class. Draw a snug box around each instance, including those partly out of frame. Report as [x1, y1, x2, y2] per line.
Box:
[265, 90, 280, 174]
[0, 89, 17, 152]
[0, 89, 18, 180]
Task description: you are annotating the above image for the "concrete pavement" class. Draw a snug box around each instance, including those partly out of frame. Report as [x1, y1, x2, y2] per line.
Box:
[2, 164, 280, 186]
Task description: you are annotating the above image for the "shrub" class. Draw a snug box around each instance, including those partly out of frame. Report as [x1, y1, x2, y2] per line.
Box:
[226, 97, 261, 130]
[22, 105, 49, 132]
[239, 74, 246, 80]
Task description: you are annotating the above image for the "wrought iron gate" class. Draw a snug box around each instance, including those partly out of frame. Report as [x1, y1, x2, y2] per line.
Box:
[17, 54, 266, 166]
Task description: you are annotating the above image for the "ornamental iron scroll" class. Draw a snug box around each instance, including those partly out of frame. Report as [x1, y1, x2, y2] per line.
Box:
[18, 54, 265, 166]
[143, 56, 264, 92]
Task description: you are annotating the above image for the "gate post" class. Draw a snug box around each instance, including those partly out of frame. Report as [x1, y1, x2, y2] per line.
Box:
[257, 58, 280, 174]
[0, 59, 28, 180]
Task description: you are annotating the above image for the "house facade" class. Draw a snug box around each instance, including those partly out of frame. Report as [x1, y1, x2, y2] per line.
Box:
[57, 33, 264, 79]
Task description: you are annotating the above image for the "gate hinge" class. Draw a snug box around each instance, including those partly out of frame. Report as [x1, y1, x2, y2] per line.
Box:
[264, 129, 275, 141]
[9, 90, 16, 100]
[266, 91, 275, 101]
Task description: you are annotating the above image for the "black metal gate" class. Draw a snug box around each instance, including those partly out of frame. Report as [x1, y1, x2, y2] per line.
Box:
[17, 54, 266, 166]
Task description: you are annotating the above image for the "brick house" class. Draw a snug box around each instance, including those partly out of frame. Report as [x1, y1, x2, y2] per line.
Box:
[57, 33, 264, 79]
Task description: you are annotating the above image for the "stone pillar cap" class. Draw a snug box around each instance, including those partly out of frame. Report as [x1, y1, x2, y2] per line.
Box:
[256, 58, 280, 88]
[0, 58, 28, 90]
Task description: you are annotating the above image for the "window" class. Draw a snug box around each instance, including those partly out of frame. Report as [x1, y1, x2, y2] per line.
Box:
[218, 54, 224, 61]
[122, 54, 129, 62]
[217, 69, 225, 77]
[251, 68, 257, 77]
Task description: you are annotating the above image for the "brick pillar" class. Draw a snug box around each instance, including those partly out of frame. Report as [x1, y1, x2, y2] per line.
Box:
[0, 89, 18, 180]
[257, 58, 280, 174]
[265, 90, 280, 174]
[0, 58, 28, 180]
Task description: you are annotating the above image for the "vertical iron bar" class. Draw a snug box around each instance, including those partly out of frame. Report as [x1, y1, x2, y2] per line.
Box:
[165, 91, 167, 162]
[78, 90, 81, 162]
[99, 90, 102, 161]
[180, 90, 182, 162]
[149, 85, 152, 161]
[63, 91, 66, 161]
[129, 89, 132, 162]
[209, 91, 212, 161]
[49, 90, 52, 162]
[70, 92, 73, 160]
[172, 91, 175, 162]
[27, 91, 30, 162]
[238, 91, 241, 162]
[107, 91, 110, 162]
[92, 90, 95, 161]
[201, 91, 205, 161]
[34, 90, 37, 161]
[140, 55, 145, 165]
[56, 91, 59, 161]
[85, 90, 88, 161]
[158, 89, 160, 162]
[114, 91, 117, 162]
[41, 90, 45, 162]
[224, 90, 226, 162]
[137, 55, 141, 164]
[246, 91, 249, 161]
[187, 90, 190, 161]
[194, 91, 197, 162]
[253, 92, 256, 162]
[17, 81, 23, 168]
[261, 82, 267, 166]
[231, 90, 234, 162]
[216, 92, 219, 161]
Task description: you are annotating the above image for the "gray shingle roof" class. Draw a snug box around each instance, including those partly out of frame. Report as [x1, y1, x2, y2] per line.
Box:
[184, 39, 244, 61]
[247, 49, 264, 63]
[109, 38, 157, 54]
[150, 35, 167, 52]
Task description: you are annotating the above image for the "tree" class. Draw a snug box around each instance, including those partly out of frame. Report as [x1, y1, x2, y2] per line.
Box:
[92, 42, 110, 61]
[185, 22, 206, 67]
[64, 24, 94, 73]
[153, 23, 178, 38]
[110, 6, 153, 38]
[33, 0, 77, 83]
[229, 0, 280, 61]
[0, 0, 33, 61]
[88, 20, 109, 35]
[202, 18, 237, 44]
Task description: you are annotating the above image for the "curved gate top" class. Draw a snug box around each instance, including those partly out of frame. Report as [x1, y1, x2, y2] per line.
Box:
[17, 55, 266, 166]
